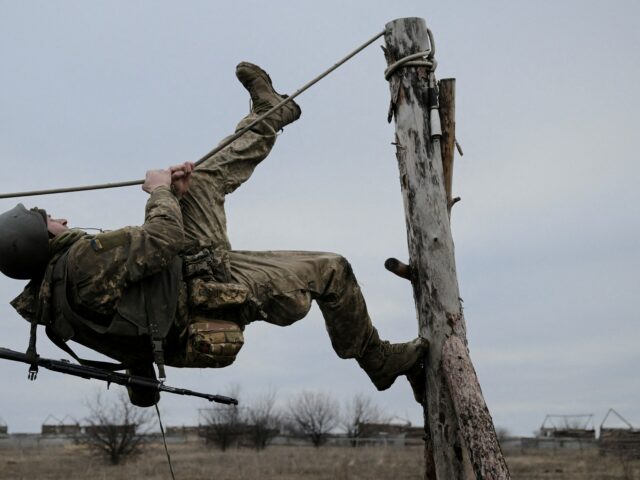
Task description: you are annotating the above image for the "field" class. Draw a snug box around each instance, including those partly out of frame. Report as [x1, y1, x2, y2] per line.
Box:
[1, 443, 639, 479]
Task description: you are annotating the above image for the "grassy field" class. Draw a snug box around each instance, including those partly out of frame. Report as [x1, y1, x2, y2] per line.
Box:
[0, 444, 639, 479]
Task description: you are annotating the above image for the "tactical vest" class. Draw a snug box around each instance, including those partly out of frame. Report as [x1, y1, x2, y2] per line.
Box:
[49, 247, 246, 375]
[50, 250, 181, 375]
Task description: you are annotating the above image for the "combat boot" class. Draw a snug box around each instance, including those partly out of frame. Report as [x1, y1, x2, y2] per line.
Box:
[357, 328, 428, 392]
[236, 61, 301, 131]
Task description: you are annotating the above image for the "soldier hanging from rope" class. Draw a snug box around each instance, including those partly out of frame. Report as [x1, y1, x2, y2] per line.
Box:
[0, 62, 427, 407]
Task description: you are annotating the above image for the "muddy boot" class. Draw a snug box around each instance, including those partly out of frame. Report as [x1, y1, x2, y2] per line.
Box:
[236, 61, 301, 132]
[357, 328, 428, 393]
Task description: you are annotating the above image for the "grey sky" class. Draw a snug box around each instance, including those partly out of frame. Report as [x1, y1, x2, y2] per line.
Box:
[1, 1, 638, 436]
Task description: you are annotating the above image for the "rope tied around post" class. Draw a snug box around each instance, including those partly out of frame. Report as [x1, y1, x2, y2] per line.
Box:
[384, 51, 437, 80]
[383, 28, 436, 80]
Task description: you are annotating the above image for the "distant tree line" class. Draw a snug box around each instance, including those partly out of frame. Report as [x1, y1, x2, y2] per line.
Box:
[200, 387, 392, 450]
[62, 387, 401, 466]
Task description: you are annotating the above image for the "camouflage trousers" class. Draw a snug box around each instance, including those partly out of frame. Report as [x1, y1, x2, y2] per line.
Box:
[178, 114, 373, 359]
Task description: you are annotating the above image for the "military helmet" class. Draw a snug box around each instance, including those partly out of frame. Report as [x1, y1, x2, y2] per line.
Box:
[0, 204, 50, 279]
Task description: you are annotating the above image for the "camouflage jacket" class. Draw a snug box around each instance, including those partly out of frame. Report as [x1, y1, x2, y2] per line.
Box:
[11, 186, 186, 363]
[64, 186, 184, 319]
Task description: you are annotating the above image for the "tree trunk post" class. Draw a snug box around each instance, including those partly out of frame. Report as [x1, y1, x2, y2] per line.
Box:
[383, 18, 510, 480]
[438, 78, 459, 216]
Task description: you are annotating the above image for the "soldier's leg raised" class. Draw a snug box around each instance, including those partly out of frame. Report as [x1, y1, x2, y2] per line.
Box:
[166, 64, 300, 374]
[228, 251, 427, 397]
[180, 62, 301, 248]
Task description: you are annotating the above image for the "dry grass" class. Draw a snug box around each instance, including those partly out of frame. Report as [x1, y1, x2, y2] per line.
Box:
[505, 450, 640, 480]
[0, 443, 423, 480]
[0, 443, 639, 479]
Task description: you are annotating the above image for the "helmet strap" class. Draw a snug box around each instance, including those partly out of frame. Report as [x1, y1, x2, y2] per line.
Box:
[26, 320, 39, 380]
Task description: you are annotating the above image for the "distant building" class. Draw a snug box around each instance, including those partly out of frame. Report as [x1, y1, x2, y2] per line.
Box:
[341, 421, 422, 447]
[537, 414, 596, 440]
[599, 409, 640, 459]
[41, 415, 82, 436]
[358, 422, 410, 438]
[538, 427, 596, 440]
[165, 425, 200, 437]
[84, 424, 137, 436]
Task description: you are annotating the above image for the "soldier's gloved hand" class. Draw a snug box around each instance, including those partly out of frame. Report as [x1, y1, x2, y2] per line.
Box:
[142, 169, 172, 193]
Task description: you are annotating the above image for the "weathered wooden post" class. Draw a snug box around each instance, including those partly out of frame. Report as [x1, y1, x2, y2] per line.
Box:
[383, 18, 511, 479]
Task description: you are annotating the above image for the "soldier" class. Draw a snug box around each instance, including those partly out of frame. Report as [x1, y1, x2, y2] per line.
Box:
[0, 63, 427, 406]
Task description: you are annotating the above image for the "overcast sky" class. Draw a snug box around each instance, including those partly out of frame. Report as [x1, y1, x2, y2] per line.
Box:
[0, 1, 638, 436]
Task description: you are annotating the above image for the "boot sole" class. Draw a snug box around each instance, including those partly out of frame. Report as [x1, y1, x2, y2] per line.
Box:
[236, 62, 276, 92]
[236, 62, 301, 117]
[371, 357, 419, 390]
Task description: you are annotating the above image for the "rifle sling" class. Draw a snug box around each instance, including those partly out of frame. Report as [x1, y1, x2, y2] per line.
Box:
[45, 326, 127, 371]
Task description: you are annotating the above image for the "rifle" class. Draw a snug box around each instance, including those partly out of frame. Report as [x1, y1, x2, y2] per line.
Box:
[0, 346, 238, 405]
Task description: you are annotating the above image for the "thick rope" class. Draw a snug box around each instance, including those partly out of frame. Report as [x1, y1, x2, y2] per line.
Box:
[0, 30, 385, 200]
[383, 28, 437, 80]
[384, 51, 436, 80]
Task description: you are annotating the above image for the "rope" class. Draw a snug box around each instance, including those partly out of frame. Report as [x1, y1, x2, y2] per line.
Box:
[0, 30, 385, 200]
[383, 28, 436, 80]
[155, 403, 176, 480]
[384, 52, 436, 80]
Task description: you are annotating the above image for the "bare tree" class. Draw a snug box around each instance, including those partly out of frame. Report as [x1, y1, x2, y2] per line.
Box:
[247, 389, 281, 450]
[341, 393, 387, 446]
[495, 427, 511, 444]
[77, 391, 153, 465]
[287, 391, 339, 447]
[200, 385, 245, 451]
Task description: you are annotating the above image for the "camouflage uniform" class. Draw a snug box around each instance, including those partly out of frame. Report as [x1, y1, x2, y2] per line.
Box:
[20, 113, 373, 368]
[8, 63, 427, 407]
[181, 113, 374, 359]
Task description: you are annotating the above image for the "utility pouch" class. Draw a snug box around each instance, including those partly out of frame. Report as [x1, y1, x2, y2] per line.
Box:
[182, 248, 230, 282]
[182, 248, 249, 311]
[184, 319, 244, 368]
[188, 278, 249, 310]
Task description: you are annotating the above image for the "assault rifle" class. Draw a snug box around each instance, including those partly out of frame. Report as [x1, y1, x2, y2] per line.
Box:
[0, 346, 238, 405]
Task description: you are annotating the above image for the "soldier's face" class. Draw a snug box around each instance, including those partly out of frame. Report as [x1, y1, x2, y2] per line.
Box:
[47, 215, 69, 236]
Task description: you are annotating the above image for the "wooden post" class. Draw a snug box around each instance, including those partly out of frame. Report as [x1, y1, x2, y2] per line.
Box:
[383, 18, 510, 479]
[438, 78, 460, 216]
